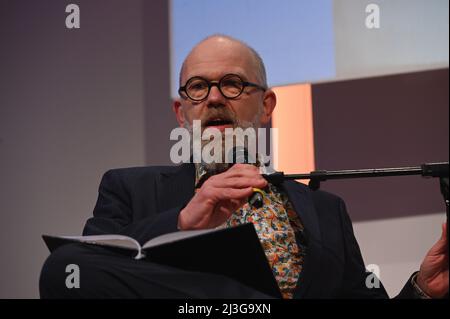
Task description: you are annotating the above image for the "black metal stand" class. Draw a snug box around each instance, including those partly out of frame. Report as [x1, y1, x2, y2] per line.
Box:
[264, 161, 449, 233]
[277, 162, 449, 190]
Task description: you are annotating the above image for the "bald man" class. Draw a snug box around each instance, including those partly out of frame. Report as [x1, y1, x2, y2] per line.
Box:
[39, 35, 448, 299]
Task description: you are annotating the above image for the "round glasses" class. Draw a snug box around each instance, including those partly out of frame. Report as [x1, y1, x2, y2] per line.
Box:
[178, 74, 266, 101]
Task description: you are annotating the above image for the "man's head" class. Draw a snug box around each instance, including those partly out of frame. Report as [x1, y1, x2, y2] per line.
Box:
[173, 35, 276, 132]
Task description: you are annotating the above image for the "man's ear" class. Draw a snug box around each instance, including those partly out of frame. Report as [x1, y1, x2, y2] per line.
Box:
[259, 89, 276, 125]
[173, 99, 186, 127]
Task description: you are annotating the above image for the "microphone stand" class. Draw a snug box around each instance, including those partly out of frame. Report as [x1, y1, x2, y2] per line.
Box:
[265, 162, 449, 258]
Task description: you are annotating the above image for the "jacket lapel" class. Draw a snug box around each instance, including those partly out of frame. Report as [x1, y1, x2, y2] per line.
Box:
[156, 163, 196, 212]
[282, 180, 323, 299]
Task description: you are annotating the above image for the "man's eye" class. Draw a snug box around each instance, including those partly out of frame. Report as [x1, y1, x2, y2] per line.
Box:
[189, 82, 207, 91]
[222, 80, 241, 88]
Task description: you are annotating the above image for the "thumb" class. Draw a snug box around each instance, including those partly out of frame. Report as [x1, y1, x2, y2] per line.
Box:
[442, 222, 448, 242]
[431, 222, 448, 255]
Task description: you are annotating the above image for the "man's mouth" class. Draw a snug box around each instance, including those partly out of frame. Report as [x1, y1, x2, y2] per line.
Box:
[204, 118, 234, 131]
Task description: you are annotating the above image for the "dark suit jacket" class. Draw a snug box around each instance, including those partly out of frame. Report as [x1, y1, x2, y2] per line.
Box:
[82, 163, 419, 298]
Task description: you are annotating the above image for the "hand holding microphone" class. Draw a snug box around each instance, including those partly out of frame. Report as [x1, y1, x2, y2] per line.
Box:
[177, 147, 269, 230]
[230, 146, 267, 209]
[178, 163, 267, 230]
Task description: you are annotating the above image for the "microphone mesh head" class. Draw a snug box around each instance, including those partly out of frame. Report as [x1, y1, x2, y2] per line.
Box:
[228, 146, 250, 164]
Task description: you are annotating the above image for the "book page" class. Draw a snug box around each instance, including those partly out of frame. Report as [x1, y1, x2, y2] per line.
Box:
[142, 228, 220, 250]
[56, 234, 141, 251]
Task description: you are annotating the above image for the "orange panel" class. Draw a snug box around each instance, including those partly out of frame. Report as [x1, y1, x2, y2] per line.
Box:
[271, 84, 315, 181]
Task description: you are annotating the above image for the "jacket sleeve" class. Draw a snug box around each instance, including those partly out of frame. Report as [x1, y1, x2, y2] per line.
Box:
[82, 169, 185, 245]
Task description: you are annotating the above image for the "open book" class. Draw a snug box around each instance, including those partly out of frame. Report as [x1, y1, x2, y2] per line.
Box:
[42, 223, 281, 298]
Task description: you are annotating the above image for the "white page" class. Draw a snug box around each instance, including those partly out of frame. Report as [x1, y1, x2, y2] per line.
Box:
[142, 228, 220, 250]
[60, 234, 141, 251]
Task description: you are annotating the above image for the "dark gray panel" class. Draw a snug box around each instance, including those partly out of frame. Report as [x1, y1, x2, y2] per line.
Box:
[0, 0, 147, 298]
[312, 69, 449, 221]
[142, 0, 176, 165]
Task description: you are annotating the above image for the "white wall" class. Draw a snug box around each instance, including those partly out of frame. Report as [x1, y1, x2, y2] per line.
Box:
[353, 212, 446, 297]
[334, 0, 449, 80]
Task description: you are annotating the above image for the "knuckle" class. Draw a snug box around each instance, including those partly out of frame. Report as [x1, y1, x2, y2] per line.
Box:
[200, 187, 214, 199]
[222, 189, 231, 198]
[207, 175, 217, 183]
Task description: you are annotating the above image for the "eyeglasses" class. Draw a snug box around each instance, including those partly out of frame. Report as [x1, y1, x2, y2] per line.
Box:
[178, 73, 266, 102]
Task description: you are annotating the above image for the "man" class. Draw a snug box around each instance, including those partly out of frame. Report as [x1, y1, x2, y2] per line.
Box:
[39, 35, 448, 299]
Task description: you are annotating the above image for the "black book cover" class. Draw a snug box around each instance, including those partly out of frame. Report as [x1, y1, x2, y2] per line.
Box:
[42, 223, 281, 298]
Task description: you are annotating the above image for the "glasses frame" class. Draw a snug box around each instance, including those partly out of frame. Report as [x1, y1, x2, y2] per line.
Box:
[178, 73, 266, 102]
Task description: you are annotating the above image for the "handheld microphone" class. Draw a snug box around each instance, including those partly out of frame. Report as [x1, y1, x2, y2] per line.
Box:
[230, 147, 265, 209]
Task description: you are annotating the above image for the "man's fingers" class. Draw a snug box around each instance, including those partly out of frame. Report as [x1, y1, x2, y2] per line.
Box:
[228, 163, 259, 172]
[427, 222, 449, 256]
[211, 198, 249, 227]
[206, 164, 267, 189]
[211, 176, 267, 189]
[223, 164, 260, 178]
[219, 187, 254, 200]
[229, 198, 247, 211]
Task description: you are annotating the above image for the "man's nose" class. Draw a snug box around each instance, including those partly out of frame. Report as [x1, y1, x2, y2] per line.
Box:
[206, 85, 227, 107]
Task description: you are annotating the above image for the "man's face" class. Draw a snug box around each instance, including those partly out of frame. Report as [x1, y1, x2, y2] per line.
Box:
[173, 38, 276, 132]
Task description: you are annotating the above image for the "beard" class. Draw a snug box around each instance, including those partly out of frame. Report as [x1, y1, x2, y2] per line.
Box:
[184, 107, 262, 176]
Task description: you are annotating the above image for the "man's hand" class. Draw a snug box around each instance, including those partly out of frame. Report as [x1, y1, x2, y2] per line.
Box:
[416, 222, 449, 298]
[178, 164, 267, 230]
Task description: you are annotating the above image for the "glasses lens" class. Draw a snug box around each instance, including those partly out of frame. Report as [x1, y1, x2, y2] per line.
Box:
[220, 75, 244, 98]
[186, 78, 209, 100]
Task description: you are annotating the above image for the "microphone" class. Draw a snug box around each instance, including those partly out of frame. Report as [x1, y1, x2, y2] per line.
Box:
[229, 147, 265, 208]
